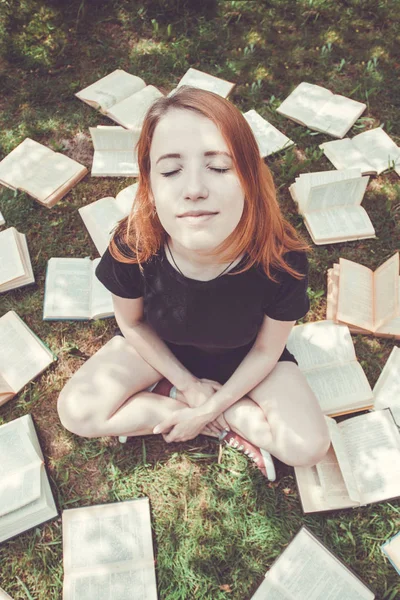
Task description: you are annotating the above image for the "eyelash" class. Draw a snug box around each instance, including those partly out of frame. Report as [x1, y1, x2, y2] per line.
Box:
[161, 167, 229, 177]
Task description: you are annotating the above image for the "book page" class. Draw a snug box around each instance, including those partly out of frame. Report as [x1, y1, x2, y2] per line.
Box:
[373, 346, 400, 426]
[277, 82, 332, 127]
[79, 197, 122, 256]
[304, 205, 375, 243]
[319, 139, 376, 173]
[340, 410, 400, 505]
[115, 183, 138, 215]
[373, 253, 399, 331]
[90, 258, 114, 319]
[107, 85, 164, 131]
[353, 128, 400, 174]
[382, 532, 400, 575]
[306, 176, 368, 212]
[63, 499, 157, 600]
[0, 588, 14, 599]
[243, 110, 294, 157]
[326, 265, 339, 321]
[0, 311, 54, 393]
[295, 461, 358, 513]
[176, 67, 234, 97]
[0, 228, 25, 286]
[337, 258, 374, 330]
[89, 127, 140, 152]
[76, 70, 145, 111]
[286, 321, 357, 371]
[0, 138, 52, 189]
[44, 258, 92, 319]
[23, 153, 86, 203]
[323, 418, 360, 502]
[304, 361, 372, 415]
[294, 169, 361, 213]
[92, 150, 139, 177]
[65, 567, 157, 600]
[251, 528, 374, 600]
[312, 94, 366, 138]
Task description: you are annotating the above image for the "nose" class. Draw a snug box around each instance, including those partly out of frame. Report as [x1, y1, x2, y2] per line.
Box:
[183, 166, 209, 201]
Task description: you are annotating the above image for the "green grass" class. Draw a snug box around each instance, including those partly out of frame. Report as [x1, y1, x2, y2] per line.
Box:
[0, 1, 400, 598]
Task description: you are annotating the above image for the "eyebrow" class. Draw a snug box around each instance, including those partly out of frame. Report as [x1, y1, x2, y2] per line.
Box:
[156, 150, 232, 165]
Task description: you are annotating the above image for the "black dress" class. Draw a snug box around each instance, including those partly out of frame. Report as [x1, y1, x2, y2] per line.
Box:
[96, 245, 309, 383]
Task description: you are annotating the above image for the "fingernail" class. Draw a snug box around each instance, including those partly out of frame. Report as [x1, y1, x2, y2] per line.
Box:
[153, 427, 160, 434]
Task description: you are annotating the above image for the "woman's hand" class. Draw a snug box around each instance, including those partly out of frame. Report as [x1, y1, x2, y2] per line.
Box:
[153, 406, 216, 443]
[178, 378, 221, 408]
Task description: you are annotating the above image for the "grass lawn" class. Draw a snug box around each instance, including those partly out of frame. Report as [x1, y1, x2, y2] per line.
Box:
[0, 0, 399, 598]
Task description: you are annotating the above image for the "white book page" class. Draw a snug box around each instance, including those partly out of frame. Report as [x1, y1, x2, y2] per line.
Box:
[295, 461, 358, 513]
[304, 205, 375, 243]
[251, 528, 374, 600]
[90, 126, 140, 151]
[326, 265, 339, 321]
[382, 532, 400, 572]
[294, 169, 360, 212]
[65, 567, 157, 600]
[90, 259, 114, 318]
[373, 253, 399, 331]
[92, 150, 139, 177]
[23, 153, 85, 203]
[337, 258, 374, 330]
[115, 183, 138, 215]
[286, 321, 356, 371]
[0, 139, 52, 189]
[315, 444, 358, 505]
[374, 347, 400, 426]
[353, 128, 400, 174]
[323, 418, 360, 502]
[277, 82, 332, 127]
[304, 362, 372, 415]
[341, 410, 400, 504]
[320, 139, 376, 173]
[312, 94, 366, 138]
[243, 110, 293, 157]
[0, 311, 53, 392]
[176, 67, 234, 97]
[107, 85, 164, 131]
[0, 228, 25, 286]
[307, 176, 368, 212]
[44, 258, 92, 319]
[79, 196, 122, 256]
[76, 70, 145, 111]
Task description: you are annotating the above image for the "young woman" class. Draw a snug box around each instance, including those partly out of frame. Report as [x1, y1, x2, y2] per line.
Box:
[57, 87, 330, 480]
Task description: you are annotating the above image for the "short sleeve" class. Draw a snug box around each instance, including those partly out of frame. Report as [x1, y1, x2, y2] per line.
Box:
[95, 247, 144, 299]
[264, 251, 310, 321]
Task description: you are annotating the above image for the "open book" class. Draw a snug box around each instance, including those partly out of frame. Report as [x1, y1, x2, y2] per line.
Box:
[0, 414, 58, 543]
[277, 82, 366, 138]
[90, 127, 140, 177]
[79, 183, 137, 255]
[289, 168, 375, 244]
[243, 110, 294, 157]
[373, 346, 400, 426]
[175, 67, 235, 98]
[320, 128, 400, 176]
[327, 255, 400, 339]
[0, 311, 56, 406]
[295, 409, 400, 513]
[286, 320, 373, 416]
[76, 69, 145, 110]
[62, 498, 158, 600]
[0, 227, 34, 293]
[0, 138, 87, 207]
[382, 531, 400, 576]
[106, 85, 164, 132]
[251, 526, 374, 599]
[44, 257, 114, 320]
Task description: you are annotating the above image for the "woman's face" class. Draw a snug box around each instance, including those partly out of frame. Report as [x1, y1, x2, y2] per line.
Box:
[149, 108, 245, 253]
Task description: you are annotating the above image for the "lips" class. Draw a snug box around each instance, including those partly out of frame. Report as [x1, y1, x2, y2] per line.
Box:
[178, 211, 218, 217]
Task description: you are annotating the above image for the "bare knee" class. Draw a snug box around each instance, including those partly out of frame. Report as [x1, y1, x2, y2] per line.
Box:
[57, 381, 102, 438]
[281, 430, 331, 468]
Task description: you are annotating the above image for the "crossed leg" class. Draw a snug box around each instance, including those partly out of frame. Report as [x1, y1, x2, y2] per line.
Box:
[58, 336, 330, 468]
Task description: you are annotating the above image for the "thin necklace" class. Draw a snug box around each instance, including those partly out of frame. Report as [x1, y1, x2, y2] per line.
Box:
[165, 239, 237, 280]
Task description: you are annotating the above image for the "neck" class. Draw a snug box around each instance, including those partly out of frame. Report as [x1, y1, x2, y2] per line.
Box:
[167, 238, 229, 267]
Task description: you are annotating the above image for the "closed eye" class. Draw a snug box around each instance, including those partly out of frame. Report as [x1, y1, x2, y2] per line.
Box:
[161, 169, 181, 177]
[210, 167, 230, 173]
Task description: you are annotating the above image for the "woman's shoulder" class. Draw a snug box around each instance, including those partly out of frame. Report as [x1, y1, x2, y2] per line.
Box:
[253, 250, 308, 282]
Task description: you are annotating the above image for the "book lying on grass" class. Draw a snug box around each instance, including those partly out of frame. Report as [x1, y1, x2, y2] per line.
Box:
[106, 85, 164, 132]
[0, 414, 58, 544]
[251, 526, 374, 599]
[295, 409, 400, 513]
[90, 126, 140, 177]
[0, 227, 34, 293]
[0, 211, 5, 226]
[79, 183, 138, 255]
[243, 109, 294, 157]
[289, 168, 375, 244]
[277, 82, 366, 138]
[0, 311, 55, 406]
[44, 257, 113, 320]
[0, 138, 87, 207]
[327, 255, 400, 339]
[373, 346, 400, 427]
[320, 128, 400, 176]
[286, 320, 373, 416]
[175, 67, 235, 97]
[76, 69, 146, 112]
[381, 531, 400, 575]
[62, 498, 158, 600]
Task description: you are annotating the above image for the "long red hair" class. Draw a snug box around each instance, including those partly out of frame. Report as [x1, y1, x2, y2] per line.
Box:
[110, 86, 308, 279]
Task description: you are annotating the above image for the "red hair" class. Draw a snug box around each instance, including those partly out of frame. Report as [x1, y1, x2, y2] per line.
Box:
[110, 86, 308, 279]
